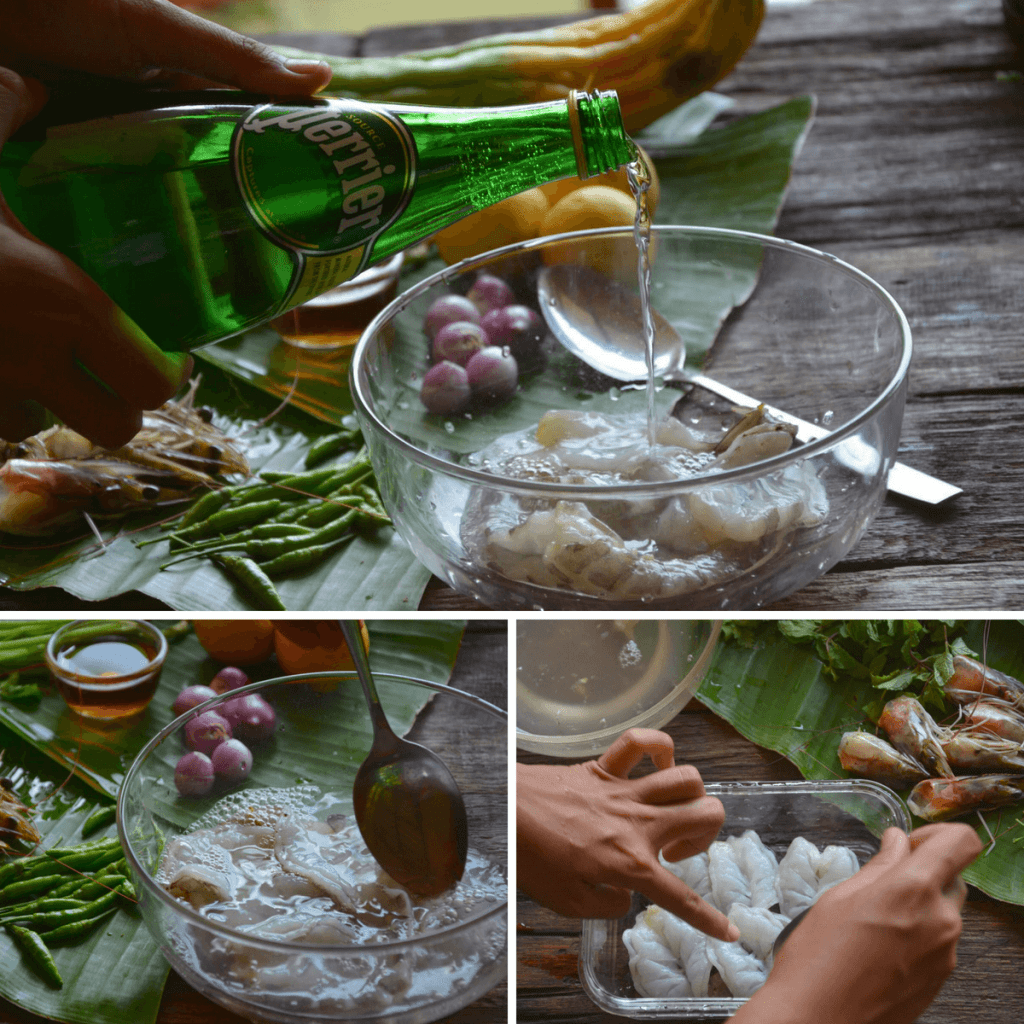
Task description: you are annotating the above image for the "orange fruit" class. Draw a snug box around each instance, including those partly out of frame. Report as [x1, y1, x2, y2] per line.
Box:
[539, 184, 641, 283]
[272, 621, 371, 690]
[191, 620, 275, 666]
[433, 188, 550, 265]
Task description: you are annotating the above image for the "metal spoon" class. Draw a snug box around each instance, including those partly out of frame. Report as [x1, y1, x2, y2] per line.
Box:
[536, 264, 961, 505]
[339, 620, 468, 897]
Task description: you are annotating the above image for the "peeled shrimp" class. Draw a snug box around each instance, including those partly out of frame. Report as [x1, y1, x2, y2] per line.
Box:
[0, 379, 248, 536]
[878, 696, 954, 778]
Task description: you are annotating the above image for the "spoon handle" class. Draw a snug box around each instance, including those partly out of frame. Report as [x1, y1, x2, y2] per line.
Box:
[340, 621, 393, 738]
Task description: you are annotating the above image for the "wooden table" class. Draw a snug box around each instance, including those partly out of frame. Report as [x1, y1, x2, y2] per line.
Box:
[4, 0, 1020, 612]
[516, 700, 1024, 1024]
[0, 619, 509, 1024]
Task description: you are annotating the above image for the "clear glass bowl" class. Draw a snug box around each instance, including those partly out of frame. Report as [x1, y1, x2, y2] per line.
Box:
[350, 225, 912, 610]
[579, 780, 910, 1020]
[516, 619, 722, 757]
[118, 671, 507, 1024]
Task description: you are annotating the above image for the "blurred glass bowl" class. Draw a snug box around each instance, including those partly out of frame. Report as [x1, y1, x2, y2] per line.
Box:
[579, 780, 910, 1019]
[118, 671, 506, 1024]
[516, 619, 721, 757]
[350, 225, 912, 610]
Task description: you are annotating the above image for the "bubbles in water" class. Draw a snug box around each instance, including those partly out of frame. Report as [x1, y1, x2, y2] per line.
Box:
[619, 640, 643, 670]
[444, 421, 455, 434]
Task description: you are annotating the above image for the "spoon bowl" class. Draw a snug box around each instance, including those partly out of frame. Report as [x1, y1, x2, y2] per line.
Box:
[341, 621, 468, 896]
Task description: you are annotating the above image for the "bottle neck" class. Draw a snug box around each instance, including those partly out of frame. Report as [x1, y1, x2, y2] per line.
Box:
[569, 89, 633, 179]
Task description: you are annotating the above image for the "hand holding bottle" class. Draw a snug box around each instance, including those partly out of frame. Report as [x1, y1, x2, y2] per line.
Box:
[0, 0, 331, 446]
[517, 728, 738, 940]
[733, 823, 981, 1024]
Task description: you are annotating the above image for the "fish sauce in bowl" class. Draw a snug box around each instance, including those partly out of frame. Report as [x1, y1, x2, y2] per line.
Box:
[46, 619, 166, 721]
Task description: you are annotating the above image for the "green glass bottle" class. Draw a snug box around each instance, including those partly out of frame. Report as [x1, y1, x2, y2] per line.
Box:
[0, 88, 632, 352]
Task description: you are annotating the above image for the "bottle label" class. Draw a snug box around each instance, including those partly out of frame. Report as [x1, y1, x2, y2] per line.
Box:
[232, 99, 416, 293]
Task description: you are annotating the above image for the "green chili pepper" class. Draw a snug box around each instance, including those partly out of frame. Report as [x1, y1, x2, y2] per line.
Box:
[259, 465, 342, 488]
[23, 884, 126, 932]
[45, 836, 120, 859]
[0, 873, 66, 904]
[0, 854, 54, 888]
[213, 553, 287, 610]
[294, 493, 364, 528]
[260, 538, 354, 577]
[7, 924, 62, 987]
[0, 898, 86, 923]
[80, 805, 116, 838]
[40, 904, 119, 944]
[303, 428, 362, 468]
[94, 858, 128, 879]
[173, 487, 231, 530]
[47, 845, 123, 872]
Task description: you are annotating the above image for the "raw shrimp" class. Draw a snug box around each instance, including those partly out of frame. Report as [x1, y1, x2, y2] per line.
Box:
[944, 656, 1024, 709]
[0, 379, 249, 536]
[878, 696, 954, 779]
[960, 702, 1024, 744]
[907, 775, 1024, 822]
[838, 731, 929, 788]
[942, 732, 1024, 774]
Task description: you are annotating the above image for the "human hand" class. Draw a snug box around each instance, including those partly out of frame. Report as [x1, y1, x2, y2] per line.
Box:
[517, 728, 737, 940]
[0, 1, 332, 447]
[735, 822, 981, 1024]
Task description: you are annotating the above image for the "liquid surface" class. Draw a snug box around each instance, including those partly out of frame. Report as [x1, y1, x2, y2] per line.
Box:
[156, 787, 506, 1014]
[53, 637, 161, 720]
[517, 620, 705, 736]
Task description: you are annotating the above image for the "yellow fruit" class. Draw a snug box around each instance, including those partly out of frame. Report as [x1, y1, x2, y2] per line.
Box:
[542, 146, 661, 218]
[433, 188, 550, 265]
[272, 621, 370, 690]
[191, 620, 275, 666]
[540, 184, 640, 283]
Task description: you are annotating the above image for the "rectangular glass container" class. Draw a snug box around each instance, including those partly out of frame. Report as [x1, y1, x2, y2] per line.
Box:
[579, 779, 910, 1020]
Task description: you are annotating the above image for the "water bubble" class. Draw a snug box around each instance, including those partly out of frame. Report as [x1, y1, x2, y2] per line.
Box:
[823, 410, 835, 425]
[619, 640, 643, 669]
[444, 421, 455, 434]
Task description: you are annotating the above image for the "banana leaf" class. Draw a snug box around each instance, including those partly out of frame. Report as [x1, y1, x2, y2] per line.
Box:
[700, 619, 1024, 904]
[0, 618, 465, 1024]
[0, 364, 432, 611]
[0, 736, 169, 1024]
[0, 619, 465, 799]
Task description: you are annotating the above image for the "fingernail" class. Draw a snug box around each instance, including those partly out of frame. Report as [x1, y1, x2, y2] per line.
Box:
[726, 923, 740, 942]
[282, 58, 331, 76]
[111, 308, 191, 386]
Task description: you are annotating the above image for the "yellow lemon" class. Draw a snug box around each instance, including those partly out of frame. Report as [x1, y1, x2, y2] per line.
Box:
[433, 188, 550, 265]
[539, 184, 640, 282]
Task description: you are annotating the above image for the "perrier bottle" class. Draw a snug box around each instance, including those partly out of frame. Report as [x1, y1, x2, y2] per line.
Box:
[0, 88, 633, 352]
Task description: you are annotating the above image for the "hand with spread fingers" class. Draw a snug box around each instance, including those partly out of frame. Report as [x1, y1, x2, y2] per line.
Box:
[0, 0, 331, 447]
[734, 822, 981, 1024]
[517, 728, 738, 941]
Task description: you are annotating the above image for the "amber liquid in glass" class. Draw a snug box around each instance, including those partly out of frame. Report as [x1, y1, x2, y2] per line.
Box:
[53, 638, 162, 720]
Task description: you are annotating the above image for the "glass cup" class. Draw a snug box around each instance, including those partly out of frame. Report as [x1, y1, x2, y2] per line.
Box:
[46, 620, 167, 722]
[269, 252, 405, 354]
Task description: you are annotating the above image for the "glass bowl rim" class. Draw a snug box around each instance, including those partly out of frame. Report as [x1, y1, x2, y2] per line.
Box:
[46, 618, 168, 683]
[117, 670, 508, 956]
[350, 224, 914, 499]
[515, 619, 722, 751]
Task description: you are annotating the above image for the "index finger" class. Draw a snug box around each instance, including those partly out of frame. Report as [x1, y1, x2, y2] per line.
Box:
[597, 729, 675, 778]
[633, 864, 738, 942]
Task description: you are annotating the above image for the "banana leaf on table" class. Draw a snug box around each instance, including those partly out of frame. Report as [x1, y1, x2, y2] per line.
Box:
[0, 618, 466, 1023]
[0, 365, 432, 611]
[700, 619, 1024, 905]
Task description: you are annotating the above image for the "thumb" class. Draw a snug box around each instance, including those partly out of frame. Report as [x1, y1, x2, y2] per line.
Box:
[0, 68, 46, 148]
[832, 827, 909, 898]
